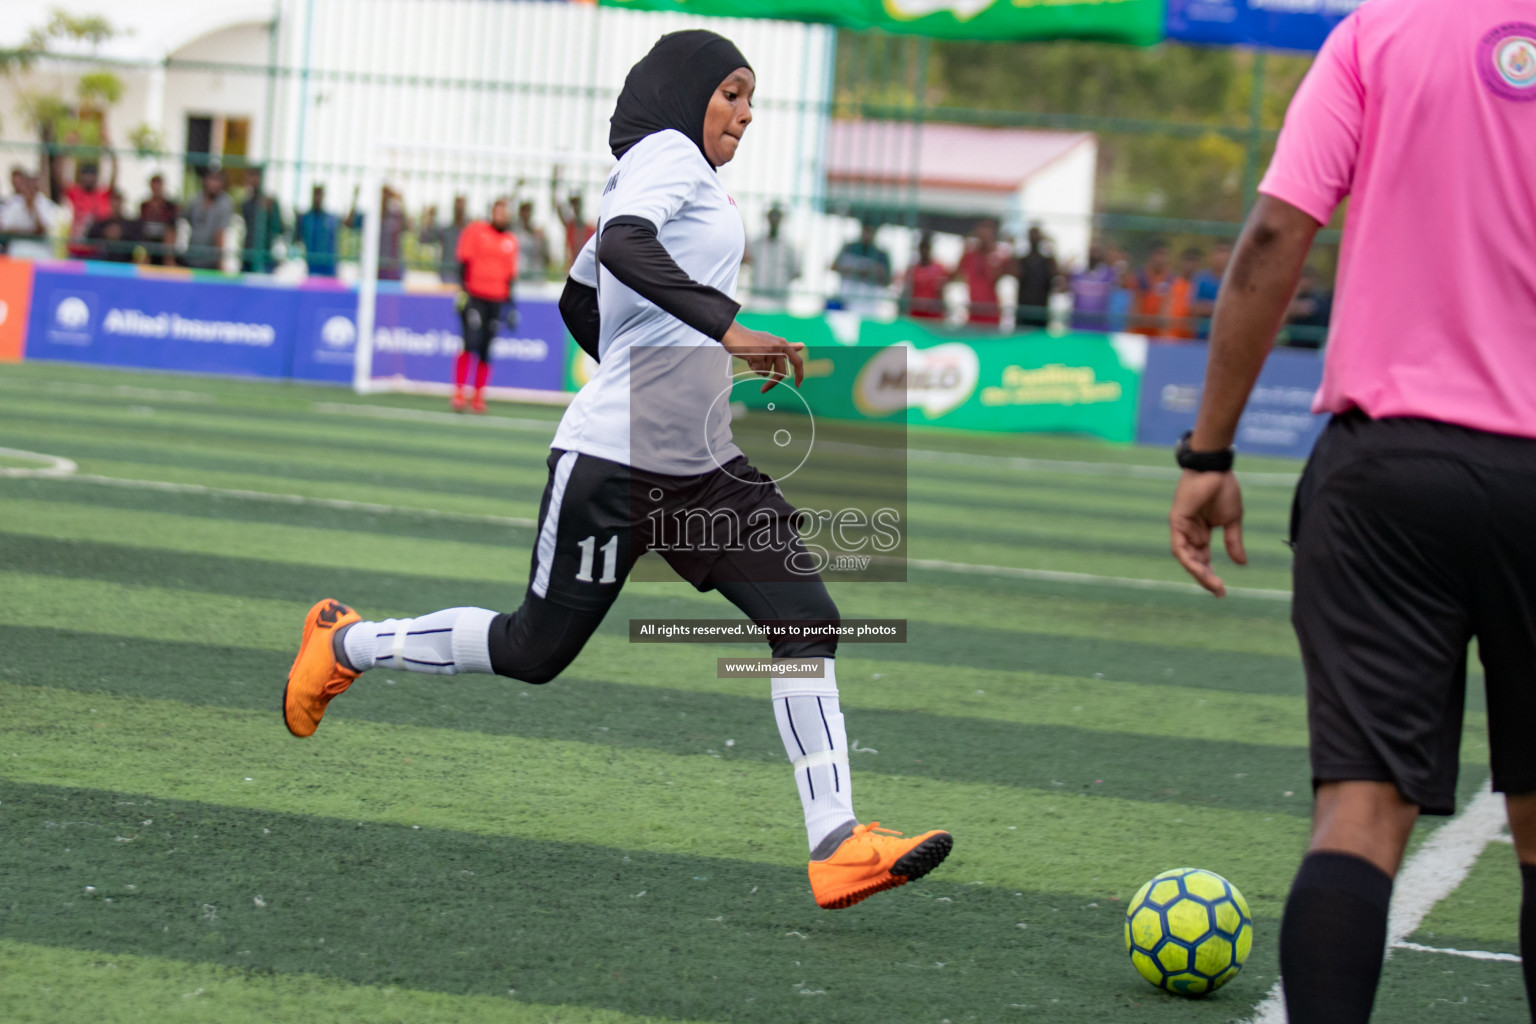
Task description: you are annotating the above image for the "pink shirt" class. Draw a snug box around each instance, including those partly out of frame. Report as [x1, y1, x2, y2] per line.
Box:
[1259, 0, 1536, 438]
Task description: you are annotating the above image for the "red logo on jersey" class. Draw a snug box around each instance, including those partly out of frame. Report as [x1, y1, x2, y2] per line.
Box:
[728, 195, 737, 207]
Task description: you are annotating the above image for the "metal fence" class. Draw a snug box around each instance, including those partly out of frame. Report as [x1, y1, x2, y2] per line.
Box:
[0, 0, 1332, 343]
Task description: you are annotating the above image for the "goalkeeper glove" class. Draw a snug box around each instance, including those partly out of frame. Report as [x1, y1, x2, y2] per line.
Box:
[454, 290, 469, 313]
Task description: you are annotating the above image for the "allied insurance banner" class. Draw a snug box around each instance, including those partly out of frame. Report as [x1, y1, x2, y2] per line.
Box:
[599, 0, 1164, 45]
[1136, 340, 1326, 458]
[20, 265, 569, 392]
[1165, 0, 1364, 51]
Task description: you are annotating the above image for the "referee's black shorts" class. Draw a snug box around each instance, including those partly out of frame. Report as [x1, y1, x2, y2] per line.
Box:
[1291, 410, 1536, 814]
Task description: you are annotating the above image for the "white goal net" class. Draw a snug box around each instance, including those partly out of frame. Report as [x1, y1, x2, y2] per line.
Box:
[353, 141, 613, 402]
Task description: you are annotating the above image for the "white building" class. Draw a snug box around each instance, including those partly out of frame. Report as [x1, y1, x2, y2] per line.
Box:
[1, 1, 1096, 311]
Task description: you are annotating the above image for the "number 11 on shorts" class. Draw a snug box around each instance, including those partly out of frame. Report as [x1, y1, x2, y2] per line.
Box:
[575, 535, 619, 584]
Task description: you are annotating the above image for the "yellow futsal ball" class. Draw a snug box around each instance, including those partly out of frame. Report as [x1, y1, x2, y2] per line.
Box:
[1124, 867, 1253, 997]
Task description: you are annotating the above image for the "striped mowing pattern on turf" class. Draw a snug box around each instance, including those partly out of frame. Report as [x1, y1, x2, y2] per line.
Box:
[0, 363, 1520, 1024]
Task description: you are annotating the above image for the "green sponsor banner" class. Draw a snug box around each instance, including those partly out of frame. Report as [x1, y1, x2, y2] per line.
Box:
[736, 314, 1147, 442]
[599, 0, 1164, 44]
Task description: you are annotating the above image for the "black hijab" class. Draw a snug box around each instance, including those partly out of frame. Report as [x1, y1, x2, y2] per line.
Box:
[609, 30, 752, 167]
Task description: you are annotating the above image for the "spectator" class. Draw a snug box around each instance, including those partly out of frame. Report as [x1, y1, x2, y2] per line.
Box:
[63, 149, 117, 259]
[1286, 265, 1333, 349]
[0, 171, 62, 260]
[9, 166, 24, 196]
[1014, 224, 1058, 331]
[831, 221, 892, 317]
[84, 190, 140, 263]
[958, 221, 1007, 327]
[902, 231, 951, 322]
[183, 169, 234, 271]
[745, 204, 801, 310]
[423, 194, 468, 283]
[1069, 246, 1119, 332]
[1190, 240, 1230, 338]
[239, 166, 286, 274]
[1161, 246, 1202, 341]
[513, 200, 550, 282]
[297, 184, 342, 277]
[138, 173, 178, 266]
[552, 176, 594, 274]
[1132, 241, 1175, 336]
[349, 185, 408, 281]
[1107, 252, 1136, 333]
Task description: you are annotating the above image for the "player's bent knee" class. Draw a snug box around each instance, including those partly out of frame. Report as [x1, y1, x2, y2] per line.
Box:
[486, 600, 606, 686]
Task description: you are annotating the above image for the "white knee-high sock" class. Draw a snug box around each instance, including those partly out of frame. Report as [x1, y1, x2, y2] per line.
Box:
[340, 607, 497, 676]
[771, 660, 856, 854]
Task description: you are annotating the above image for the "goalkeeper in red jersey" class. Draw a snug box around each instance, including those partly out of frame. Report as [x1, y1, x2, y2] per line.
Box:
[452, 198, 519, 413]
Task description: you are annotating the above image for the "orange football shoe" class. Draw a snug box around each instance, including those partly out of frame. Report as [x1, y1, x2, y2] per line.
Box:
[283, 599, 362, 738]
[807, 822, 953, 910]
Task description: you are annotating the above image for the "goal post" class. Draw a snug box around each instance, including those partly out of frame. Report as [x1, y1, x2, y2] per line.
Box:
[353, 140, 614, 401]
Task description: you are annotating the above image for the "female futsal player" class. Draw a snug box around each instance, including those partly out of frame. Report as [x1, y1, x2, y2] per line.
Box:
[283, 30, 951, 910]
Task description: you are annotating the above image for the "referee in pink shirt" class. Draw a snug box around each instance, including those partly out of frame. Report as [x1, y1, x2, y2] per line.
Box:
[1168, 2, 1536, 1020]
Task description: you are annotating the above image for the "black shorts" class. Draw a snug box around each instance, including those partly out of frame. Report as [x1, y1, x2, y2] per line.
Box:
[1291, 411, 1536, 814]
[460, 296, 502, 360]
[526, 449, 811, 611]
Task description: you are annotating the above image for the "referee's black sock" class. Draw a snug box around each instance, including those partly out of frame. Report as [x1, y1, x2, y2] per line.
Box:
[1521, 862, 1536, 1022]
[1280, 851, 1393, 1024]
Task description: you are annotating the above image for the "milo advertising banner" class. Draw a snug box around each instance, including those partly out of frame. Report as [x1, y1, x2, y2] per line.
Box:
[718, 315, 1147, 442]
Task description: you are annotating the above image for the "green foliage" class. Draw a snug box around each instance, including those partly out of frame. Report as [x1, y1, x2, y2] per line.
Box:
[76, 69, 124, 106]
[128, 122, 166, 157]
[5, 8, 123, 143]
[25, 8, 119, 50]
[835, 33, 1316, 234]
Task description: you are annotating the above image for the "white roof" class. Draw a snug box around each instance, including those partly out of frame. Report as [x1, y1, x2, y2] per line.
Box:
[826, 120, 1094, 194]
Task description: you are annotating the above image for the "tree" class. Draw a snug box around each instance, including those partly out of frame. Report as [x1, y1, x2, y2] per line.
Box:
[835, 33, 1316, 245]
[3, 8, 126, 198]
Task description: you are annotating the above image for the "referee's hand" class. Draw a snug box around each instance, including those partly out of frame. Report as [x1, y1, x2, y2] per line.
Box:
[721, 322, 806, 393]
[1169, 469, 1247, 597]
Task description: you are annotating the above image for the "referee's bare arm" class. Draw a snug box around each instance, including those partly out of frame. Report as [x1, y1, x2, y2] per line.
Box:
[1169, 195, 1319, 597]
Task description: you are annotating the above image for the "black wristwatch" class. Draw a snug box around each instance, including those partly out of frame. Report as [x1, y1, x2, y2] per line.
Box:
[1175, 430, 1235, 473]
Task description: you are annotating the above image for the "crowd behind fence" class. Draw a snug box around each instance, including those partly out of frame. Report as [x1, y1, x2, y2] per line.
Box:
[0, 144, 1332, 349]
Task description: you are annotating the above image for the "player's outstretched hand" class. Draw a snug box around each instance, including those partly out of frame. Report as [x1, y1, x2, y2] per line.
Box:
[1169, 469, 1246, 598]
[721, 321, 805, 393]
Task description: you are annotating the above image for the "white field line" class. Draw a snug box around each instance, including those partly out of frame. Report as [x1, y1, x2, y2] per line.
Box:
[819, 440, 1301, 486]
[312, 402, 560, 433]
[1393, 941, 1521, 964]
[0, 377, 218, 403]
[1243, 782, 1510, 1023]
[3, 462, 1291, 601]
[904, 557, 1291, 601]
[0, 448, 78, 478]
[1386, 785, 1509, 948]
[42, 472, 538, 529]
[315, 404, 1305, 487]
[0, 374, 1301, 484]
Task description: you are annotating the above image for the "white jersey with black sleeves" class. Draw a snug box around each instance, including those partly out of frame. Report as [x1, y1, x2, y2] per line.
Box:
[569, 233, 597, 289]
[551, 129, 746, 474]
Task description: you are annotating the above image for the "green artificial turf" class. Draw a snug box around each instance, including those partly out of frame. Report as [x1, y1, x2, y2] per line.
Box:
[0, 361, 1521, 1022]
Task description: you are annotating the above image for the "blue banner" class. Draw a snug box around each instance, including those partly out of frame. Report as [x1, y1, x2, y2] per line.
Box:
[22, 266, 569, 393]
[292, 290, 568, 392]
[26, 269, 294, 377]
[1166, 0, 1363, 52]
[1136, 342, 1327, 459]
